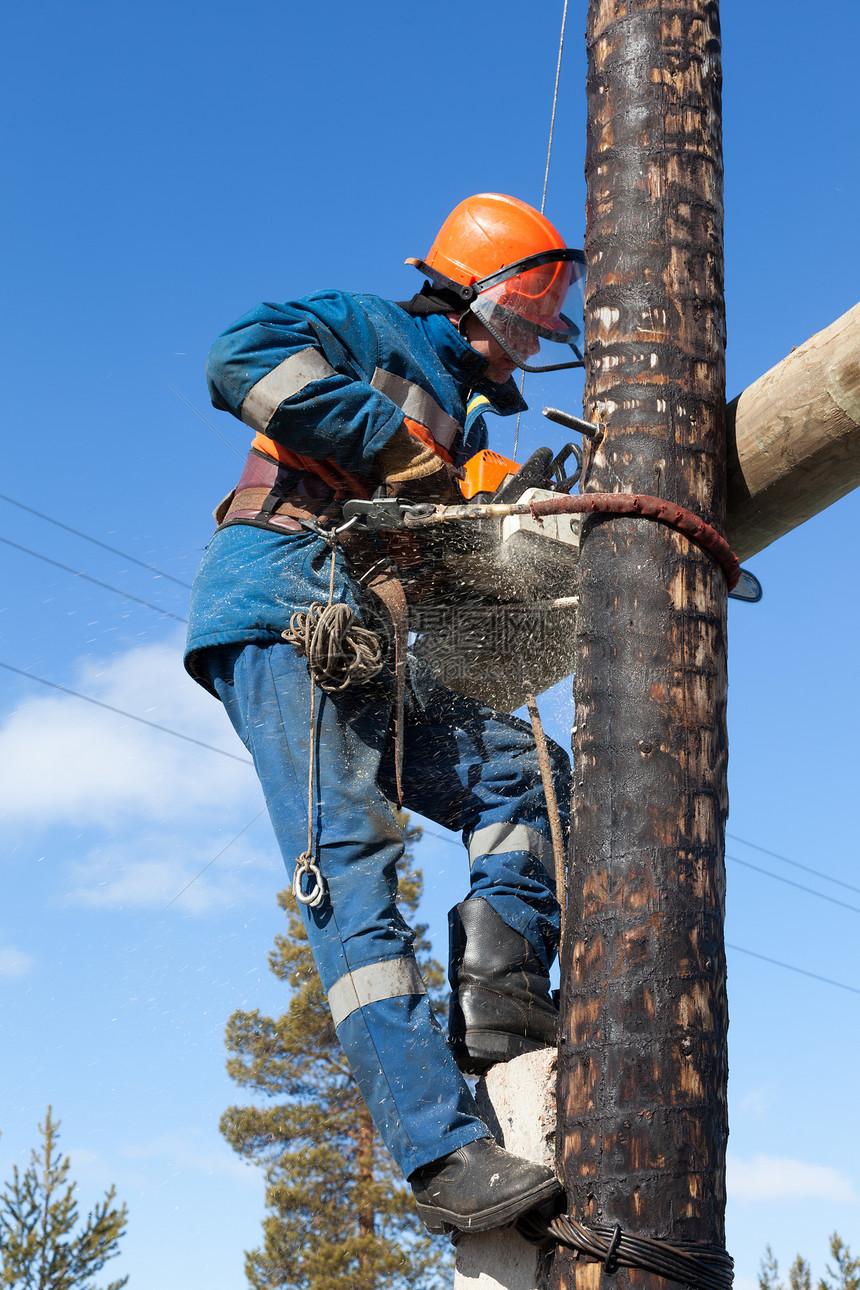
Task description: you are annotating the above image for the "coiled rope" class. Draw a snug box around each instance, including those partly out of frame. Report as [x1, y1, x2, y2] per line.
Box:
[282, 537, 383, 906]
[283, 600, 383, 694]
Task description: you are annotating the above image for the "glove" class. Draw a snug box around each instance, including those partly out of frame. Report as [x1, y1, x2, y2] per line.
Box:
[376, 421, 464, 504]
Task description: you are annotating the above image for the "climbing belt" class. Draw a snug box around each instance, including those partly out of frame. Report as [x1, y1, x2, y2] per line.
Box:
[400, 490, 742, 590]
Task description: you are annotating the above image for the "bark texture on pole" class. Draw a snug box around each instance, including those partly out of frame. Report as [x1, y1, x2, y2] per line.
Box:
[553, 2, 729, 1286]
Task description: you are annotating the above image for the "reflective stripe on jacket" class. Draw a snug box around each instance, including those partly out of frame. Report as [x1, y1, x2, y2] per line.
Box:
[185, 291, 526, 686]
[206, 291, 524, 474]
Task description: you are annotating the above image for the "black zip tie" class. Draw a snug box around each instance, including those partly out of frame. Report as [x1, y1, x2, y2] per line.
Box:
[604, 1224, 622, 1275]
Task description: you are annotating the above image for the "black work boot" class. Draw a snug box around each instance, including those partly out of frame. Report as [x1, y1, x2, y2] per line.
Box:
[448, 897, 558, 1075]
[409, 1136, 562, 1234]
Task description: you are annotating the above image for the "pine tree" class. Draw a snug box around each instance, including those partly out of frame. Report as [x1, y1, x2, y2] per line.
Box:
[0, 1107, 128, 1290]
[760, 1235, 858, 1290]
[792, 1255, 813, 1290]
[760, 1244, 783, 1290]
[820, 1235, 859, 1290]
[760, 1245, 817, 1290]
[220, 816, 455, 1290]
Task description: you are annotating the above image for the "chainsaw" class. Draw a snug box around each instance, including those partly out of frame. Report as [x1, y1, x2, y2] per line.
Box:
[342, 407, 594, 605]
[340, 407, 760, 708]
[442, 437, 583, 602]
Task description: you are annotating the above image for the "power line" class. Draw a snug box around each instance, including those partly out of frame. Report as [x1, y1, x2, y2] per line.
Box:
[428, 826, 858, 914]
[162, 806, 268, 911]
[3, 492, 851, 910]
[726, 830, 860, 895]
[0, 492, 192, 589]
[4, 647, 856, 973]
[418, 826, 858, 997]
[726, 854, 860, 915]
[161, 802, 859, 995]
[0, 661, 252, 765]
[726, 943, 859, 997]
[425, 828, 860, 914]
[422, 824, 460, 847]
[9, 654, 854, 935]
[540, 0, 569, 214]
[163, 379, 244, 458]
[515, 0, 569, 458]
[9, 480, 852, 910]
[0, 535, 187, 623]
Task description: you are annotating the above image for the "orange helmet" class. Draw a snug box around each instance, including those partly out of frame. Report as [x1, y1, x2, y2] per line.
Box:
[407, 193, 585, 372]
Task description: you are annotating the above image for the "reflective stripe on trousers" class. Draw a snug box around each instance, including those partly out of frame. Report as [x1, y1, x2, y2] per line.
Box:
[467, 821, 556, 879]
[327, 957, 427, 1028]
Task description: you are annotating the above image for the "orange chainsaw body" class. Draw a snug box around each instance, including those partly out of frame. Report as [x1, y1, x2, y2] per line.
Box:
[459, 449, 521, 502]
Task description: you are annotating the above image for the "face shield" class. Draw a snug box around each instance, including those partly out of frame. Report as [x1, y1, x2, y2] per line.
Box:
[470, 249, 586, 373]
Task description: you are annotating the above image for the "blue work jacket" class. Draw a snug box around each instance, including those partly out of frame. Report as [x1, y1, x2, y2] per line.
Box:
[185, 289, 526, 691]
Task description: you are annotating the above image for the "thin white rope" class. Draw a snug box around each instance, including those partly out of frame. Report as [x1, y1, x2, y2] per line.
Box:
[514, 0, 569, 457]
[541, 0, 569, 216]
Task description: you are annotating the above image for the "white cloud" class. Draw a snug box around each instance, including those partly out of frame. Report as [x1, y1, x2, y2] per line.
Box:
[727, 1153, 859, 1202]
[65, 828, 275, 915]
[122, 1132, 256, 1184]
[735, 1086, 776, 1117]
[62, 1137, 256, 1195]
[0, 946, 34, 977]
[0, 638, 258, 826]
[0, 638, 286, 914]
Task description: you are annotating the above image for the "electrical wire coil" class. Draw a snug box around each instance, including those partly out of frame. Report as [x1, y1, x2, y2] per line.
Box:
[550, 1214, 734, 1290]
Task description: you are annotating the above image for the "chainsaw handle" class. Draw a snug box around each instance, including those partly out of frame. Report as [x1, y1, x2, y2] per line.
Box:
[549, 442, 582, 493]
[491, 446, 554, 503]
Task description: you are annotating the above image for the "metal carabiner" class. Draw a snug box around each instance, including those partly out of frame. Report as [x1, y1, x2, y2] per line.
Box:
[292, 855, 327, 908]
[334, 515, 359, 537]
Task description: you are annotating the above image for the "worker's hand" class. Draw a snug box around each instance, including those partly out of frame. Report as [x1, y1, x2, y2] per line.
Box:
[390, 459, 464, 504]
[376, 421, 464, 504]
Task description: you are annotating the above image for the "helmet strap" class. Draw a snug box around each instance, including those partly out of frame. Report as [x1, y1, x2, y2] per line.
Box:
[406, 258, 477, 304]
[397, 281, 470, 317]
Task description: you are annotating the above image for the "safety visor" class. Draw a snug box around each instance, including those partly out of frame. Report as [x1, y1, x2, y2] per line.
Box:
[470, 249, 586, 372]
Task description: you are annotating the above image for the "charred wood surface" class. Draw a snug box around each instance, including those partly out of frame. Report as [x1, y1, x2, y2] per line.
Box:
[553, 2, 730, 1288]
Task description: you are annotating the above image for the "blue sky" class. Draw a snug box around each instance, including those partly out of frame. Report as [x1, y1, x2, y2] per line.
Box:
[1, 2, 858, 1287]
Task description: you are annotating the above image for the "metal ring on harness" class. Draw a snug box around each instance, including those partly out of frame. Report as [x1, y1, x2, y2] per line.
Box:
[292, 853, 327, 907]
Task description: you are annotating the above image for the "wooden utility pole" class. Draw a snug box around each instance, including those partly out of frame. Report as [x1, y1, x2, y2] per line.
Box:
[552, 1, 730, 1286]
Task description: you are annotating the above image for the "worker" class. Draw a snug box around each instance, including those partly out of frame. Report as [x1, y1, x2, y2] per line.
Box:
[185, 194, 583, 1236]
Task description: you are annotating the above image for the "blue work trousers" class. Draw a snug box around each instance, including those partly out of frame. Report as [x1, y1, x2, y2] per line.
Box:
[204, 628, 569, 1179]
